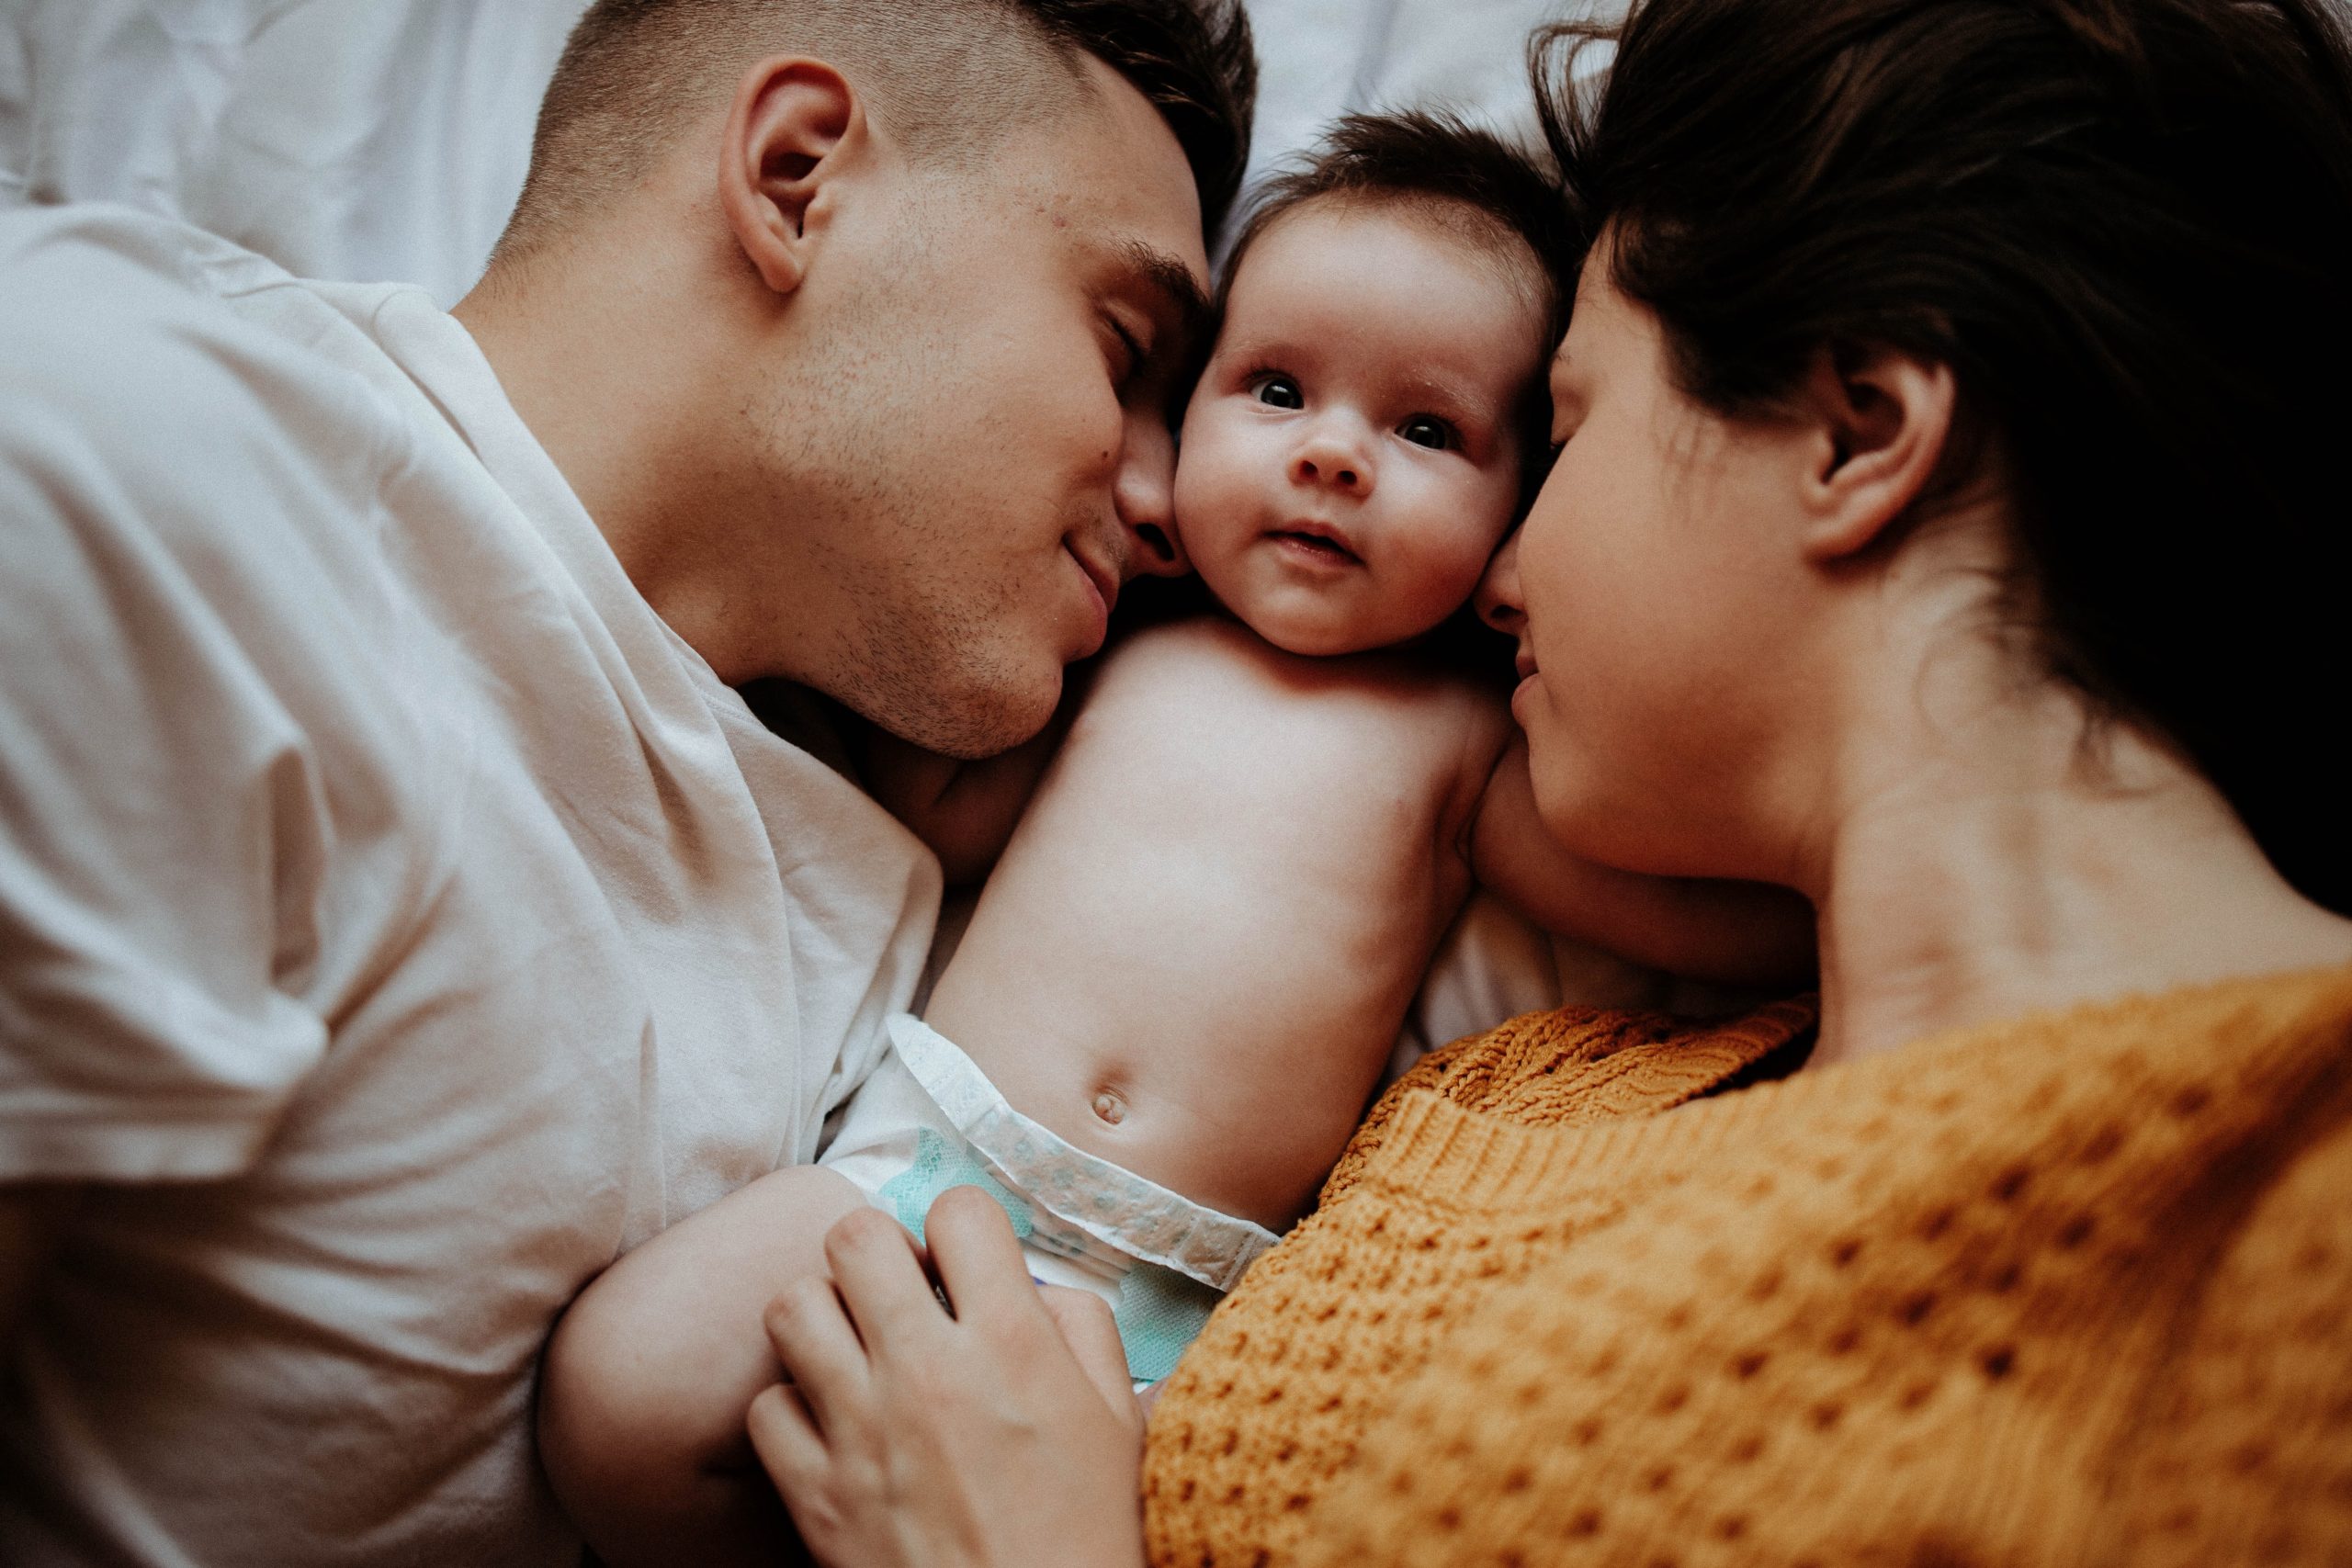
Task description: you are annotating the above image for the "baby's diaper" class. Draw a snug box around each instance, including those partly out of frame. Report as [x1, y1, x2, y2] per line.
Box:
[820, 1014, 1281, 1384]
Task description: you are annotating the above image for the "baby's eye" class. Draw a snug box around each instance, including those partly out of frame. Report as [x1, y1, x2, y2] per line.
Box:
[1399, 415, 1454, 450]
[1251, 374, 1304, 410]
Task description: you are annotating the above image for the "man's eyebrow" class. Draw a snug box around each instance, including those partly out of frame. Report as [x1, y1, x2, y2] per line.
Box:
[1115, 239, 1212, 354]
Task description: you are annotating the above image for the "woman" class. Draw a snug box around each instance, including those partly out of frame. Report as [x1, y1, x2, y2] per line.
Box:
[744, 0, 2352, 1562]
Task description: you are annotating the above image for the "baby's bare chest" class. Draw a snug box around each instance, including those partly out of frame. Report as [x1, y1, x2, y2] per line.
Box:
[1036, 624, 1497, 897]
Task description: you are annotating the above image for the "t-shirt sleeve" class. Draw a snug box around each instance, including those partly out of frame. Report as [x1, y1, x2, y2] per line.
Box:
[0, 226, 345, 1183]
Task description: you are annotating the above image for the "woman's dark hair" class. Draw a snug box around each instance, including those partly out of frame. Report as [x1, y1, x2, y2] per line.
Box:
[1536, 0, 2352, 914]
[1217, 110, 1579, 500]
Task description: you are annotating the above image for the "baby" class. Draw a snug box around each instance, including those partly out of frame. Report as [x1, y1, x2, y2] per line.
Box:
[539, 114, 1809, 1566]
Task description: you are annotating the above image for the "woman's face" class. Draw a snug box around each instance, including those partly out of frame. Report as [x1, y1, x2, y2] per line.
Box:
[1479, 253, 1819, 880]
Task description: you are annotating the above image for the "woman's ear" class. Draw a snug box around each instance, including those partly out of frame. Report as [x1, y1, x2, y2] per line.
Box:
[1793, 341, 1958, 563]
[718, 57, 864, 298]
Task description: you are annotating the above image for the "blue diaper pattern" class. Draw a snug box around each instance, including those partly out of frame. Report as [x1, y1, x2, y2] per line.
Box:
[880, 1128, 1035, 1242]
[877, 1130, 1222, 1380]
[842, 1016, 1283, 1384]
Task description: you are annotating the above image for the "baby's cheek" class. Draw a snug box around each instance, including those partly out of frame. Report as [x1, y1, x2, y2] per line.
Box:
[1411, 518, 1510, 616]
[1172, 425, 1264, 553]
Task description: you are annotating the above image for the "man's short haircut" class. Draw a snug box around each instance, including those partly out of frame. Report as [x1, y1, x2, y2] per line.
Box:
[1218, 110, 1578, 494]
[497, 0, 1256, 264]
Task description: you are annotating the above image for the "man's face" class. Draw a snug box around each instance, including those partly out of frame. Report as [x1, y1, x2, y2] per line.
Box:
[756, 58, 1209, 758]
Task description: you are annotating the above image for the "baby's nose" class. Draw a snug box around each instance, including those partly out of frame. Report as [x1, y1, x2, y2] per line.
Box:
[1292, 443, 1371, 496]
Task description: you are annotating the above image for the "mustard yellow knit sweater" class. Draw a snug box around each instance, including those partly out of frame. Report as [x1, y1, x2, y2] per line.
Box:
[1144, 966, 2352, 1567]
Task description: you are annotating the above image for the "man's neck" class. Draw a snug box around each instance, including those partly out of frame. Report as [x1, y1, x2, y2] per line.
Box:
[453, 252, 765, 682]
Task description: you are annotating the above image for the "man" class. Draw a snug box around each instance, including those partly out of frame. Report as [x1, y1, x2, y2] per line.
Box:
[0, 0, 1253, 1561]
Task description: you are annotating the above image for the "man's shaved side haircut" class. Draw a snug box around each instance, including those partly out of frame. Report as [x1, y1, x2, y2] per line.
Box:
[498, 0, 1255, 263]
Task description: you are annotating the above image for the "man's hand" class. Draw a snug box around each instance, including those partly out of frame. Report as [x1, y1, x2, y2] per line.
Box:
[748, 1186, 1148, 1568]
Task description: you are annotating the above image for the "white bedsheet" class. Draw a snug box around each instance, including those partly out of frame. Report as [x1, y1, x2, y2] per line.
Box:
[1, 0, 1653, 1050]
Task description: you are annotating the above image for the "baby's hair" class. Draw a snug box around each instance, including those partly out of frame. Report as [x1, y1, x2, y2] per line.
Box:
[1218, 110, 1578, 499]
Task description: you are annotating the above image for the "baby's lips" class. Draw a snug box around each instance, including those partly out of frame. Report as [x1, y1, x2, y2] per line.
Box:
[1268, 518, 1364, 564]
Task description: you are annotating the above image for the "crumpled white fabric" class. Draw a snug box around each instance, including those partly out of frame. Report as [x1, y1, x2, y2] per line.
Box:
[0, 0, 582, 304]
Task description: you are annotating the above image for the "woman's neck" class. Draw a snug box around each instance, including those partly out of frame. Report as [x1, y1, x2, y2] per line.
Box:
[1804, 668, 2352, 1070]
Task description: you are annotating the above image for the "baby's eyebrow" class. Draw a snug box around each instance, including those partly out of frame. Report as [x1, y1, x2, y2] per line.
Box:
[1397, 368, 1502, 423]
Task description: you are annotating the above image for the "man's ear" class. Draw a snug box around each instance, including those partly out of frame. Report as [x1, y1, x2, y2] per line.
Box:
[1792, 341, 1959, 563]
[718, 57, 863, 298]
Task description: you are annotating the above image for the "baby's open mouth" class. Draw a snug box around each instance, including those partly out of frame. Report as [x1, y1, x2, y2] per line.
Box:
[1268, 528, 1363, 566]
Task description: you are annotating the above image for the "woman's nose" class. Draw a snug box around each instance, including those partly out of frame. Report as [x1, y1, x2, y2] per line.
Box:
[1115, 409, 1191, 578]
[1291, 429, 1374, 498]
[1475, 529, 1526, 634]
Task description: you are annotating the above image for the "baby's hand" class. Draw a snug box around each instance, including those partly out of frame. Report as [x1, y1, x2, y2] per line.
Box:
[750, 1188, 1148, 1568]
[1472, 735, 1815, 984]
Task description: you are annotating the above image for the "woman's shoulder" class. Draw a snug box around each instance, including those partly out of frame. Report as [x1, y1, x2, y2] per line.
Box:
[2089, 1054, 2352, 1558]
[1317, 998, 1818, 1207]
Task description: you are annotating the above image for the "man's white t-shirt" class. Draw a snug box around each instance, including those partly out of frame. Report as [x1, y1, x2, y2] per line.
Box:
[0, 205, 941, 1565]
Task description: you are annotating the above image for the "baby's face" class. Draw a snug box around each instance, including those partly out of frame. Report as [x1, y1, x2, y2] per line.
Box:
[1174, 198, 1549, 656]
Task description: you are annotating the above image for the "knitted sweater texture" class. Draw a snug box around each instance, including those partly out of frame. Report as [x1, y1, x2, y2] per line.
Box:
[1143, 966, 2352, 1567]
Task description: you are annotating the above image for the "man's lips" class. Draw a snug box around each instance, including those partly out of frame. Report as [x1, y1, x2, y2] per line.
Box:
[1071, 548, 1119, 615]
[1067, 543, 1118, 650]
[1514, 648, 1539, 682]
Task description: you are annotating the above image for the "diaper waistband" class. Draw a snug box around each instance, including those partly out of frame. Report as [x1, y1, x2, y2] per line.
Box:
[887, 1014, 1280, 1293]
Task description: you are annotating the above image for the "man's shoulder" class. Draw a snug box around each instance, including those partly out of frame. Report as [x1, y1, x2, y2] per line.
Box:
[0, 204, 427, 589]
[0, 201, 296, 297]
[1, 201, 408, 455]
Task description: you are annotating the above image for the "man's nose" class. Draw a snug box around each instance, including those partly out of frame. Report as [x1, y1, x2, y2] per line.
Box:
[1114, 408, 1190, 580]
[1475, 528, 1526, 635]
[1291, 423, 1374, 498]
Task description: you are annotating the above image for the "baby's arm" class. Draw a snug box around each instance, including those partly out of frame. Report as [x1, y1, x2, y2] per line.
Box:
[538, 1165, 871, 1568]
[857, 660, 1100, 885]
[859, 721, 1067, 886]
[1470, 735, 1815, 985]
